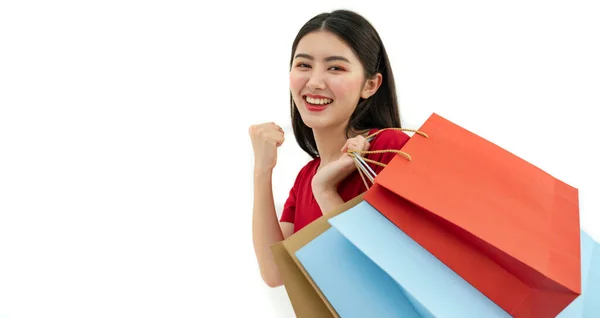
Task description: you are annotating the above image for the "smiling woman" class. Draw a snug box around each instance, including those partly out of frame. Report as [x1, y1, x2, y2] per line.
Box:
[248, 9, 410, 288]
[291, 33, 370, 126]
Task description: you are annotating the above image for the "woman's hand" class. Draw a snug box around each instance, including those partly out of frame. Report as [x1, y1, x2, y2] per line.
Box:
[249, 122, 285, 173]
[311, 135, 370, 194]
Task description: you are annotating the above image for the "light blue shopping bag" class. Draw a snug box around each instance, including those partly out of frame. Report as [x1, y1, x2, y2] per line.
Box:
[556, 230, 600, 317]
[295, 200, 512, 318]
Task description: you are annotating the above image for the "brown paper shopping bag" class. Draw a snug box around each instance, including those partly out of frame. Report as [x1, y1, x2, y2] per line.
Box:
[270, 193, 365, 318]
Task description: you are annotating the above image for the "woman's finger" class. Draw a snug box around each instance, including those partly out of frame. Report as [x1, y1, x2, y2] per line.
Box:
[363, 140, 371, 150]
[341, 139, 352, 152]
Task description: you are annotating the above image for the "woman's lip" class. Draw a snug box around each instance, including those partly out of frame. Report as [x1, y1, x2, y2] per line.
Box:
[304, 93, 332, 99]
[304, 100, 329, 112]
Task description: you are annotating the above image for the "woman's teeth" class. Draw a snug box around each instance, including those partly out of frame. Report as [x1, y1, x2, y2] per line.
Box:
[306, 96, 333, 105]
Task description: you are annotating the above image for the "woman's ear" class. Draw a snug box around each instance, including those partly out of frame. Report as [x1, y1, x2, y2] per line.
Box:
[360, 73, 383, 99]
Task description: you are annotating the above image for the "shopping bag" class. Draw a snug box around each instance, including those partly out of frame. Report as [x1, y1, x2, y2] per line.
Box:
[556, 230, 600, 317]
[270, 193, 365, 318]
[363, 112, 581, 317]
[294, 199, 512, 318]
[270, 242, 332, 318]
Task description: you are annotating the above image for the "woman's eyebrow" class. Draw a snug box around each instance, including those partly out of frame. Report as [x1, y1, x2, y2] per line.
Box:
[294, 53, 351, 63]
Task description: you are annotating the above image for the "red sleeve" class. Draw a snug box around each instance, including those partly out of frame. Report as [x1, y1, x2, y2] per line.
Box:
[279, 185, 296, 223]
[366, 129, 411, 176]
[279, 162, 311, 224]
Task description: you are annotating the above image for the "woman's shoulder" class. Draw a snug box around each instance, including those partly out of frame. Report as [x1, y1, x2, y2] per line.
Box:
[367, 127, 411, 151]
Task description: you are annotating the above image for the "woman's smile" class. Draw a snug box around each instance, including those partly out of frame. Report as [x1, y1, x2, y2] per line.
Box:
[303, 94, 334, 112]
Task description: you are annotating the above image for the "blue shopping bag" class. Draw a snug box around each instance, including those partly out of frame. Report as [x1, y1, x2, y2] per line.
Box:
[556, 230, 600, 317]
[295, 200, 511, 318]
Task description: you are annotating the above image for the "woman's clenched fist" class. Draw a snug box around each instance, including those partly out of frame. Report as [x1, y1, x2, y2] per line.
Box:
[249, 122, 285, 172]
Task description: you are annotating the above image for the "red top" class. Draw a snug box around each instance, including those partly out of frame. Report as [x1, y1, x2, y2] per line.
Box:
[280, 128, 411, 233]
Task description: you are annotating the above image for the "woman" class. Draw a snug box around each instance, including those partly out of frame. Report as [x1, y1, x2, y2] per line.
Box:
[249, 9, 410, 288]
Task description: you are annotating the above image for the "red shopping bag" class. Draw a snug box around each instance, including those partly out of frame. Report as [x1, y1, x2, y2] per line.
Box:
[363, 113, 581, 318]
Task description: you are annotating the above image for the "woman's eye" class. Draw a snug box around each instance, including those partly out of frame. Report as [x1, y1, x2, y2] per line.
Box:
[294, 63, 343, 71]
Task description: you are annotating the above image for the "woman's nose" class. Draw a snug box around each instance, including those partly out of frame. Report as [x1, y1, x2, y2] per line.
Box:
[306, 72, 326, 90]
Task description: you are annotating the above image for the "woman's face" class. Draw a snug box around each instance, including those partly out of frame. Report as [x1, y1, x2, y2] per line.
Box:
[289, 30, 380, 131]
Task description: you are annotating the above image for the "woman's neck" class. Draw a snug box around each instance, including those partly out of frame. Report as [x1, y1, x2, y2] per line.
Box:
[313, 124, 369, 167]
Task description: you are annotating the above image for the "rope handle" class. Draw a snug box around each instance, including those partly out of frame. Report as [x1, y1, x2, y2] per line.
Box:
[346, 127, 429, 190]
[347, 127, 429, 165]
[349, 149, 411, 164]
[366, 127, 429, 140]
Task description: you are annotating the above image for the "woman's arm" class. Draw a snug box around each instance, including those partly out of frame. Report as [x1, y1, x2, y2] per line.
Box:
[312, 185, 345, 215]
[311, 135, 370, 213]
[252, 168, 293, 288]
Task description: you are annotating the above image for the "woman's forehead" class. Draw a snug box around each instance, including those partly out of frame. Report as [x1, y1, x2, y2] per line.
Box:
[294, 31, 356, 61]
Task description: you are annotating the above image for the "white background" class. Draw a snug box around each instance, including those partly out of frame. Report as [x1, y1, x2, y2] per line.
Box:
[1, 0, 598, 317]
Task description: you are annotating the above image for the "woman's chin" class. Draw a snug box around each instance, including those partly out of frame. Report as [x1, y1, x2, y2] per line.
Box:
[301, 116, 339, 131]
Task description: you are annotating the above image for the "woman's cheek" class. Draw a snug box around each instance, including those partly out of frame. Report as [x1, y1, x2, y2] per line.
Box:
[289, 72, 307, 92]
[329, 76, 363, 100]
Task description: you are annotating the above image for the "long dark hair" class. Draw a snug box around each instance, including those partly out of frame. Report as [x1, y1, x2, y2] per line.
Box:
[290, 10, 402, 159]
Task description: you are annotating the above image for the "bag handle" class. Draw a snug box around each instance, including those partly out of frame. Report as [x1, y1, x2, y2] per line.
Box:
[365, 127, 429, 141]
[347, 127, 429, 190]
